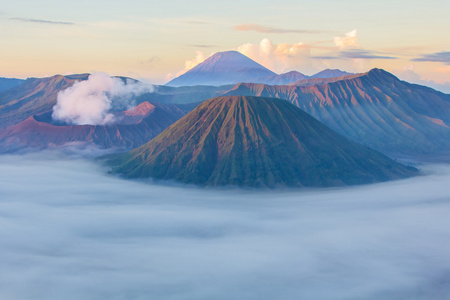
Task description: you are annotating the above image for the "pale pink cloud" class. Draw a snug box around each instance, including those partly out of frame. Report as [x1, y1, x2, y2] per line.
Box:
[395, 64, 450, 93]
[334, 30, 359, 50]
[236, 38, 314, 73]
[176, 51, 207, 76]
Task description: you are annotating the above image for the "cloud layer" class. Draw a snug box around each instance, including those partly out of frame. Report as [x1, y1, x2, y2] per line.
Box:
[395, 64, 450, 93]
[334, 29, 359, 49]
[10, 17, 75, 25]
[1, 152, 450, 300]
[237, 38, 312, 72]
[412, 51, 450, 65]
[175, 30, 400, 77]
[339, 49, 397, 60]
[52, 73, 153, 125]
[175, 51, 206, 76]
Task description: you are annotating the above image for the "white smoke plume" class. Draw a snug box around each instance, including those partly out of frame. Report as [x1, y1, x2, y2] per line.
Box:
[52, 72, 153, 125]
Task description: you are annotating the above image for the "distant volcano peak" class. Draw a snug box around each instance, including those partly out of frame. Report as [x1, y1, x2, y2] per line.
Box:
[201, 50, 255, 64]
[186, 51, 275, 76]
[166, 51, 276, 87]
[166, 50, 356, 87]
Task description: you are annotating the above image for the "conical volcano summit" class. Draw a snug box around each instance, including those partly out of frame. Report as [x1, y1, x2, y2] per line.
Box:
[106, 96, 417, 187]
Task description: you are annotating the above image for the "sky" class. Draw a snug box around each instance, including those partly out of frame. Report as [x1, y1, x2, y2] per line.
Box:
[1, 151, 450, 299]
[0, 0, 449, 91]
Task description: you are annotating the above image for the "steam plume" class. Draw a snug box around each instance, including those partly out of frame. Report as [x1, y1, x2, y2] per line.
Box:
[52, 72, 153, 125]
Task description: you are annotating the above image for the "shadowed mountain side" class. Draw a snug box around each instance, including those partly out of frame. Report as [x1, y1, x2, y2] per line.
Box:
[289, 73, 362, 86]
[262, 71, 308, 85]
[0, 102, 190, 152]
[142, 85, 233, 104]
[105, 96, 417, 188]
[0, 77, 25, 93]
[225, 69, 450, 156]
[0, 74, 231, 129]
[3, 69, 449, 158]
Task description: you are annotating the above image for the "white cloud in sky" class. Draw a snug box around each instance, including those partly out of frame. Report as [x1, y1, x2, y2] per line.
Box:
[334, 29, 359, 50]
[176, 51, 207, 76]
[395, 64, 450, 93]
[169, 39, 314, 77]
[236, 38, 313, 73]
[171, 31, 361, 76]
[168, 29, 449, 86]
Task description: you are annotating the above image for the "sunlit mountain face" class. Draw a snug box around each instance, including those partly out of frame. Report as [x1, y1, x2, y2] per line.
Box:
[225, 69, 450, 157]
[105, 96, 417, 188]
[1, 64, 449, 159]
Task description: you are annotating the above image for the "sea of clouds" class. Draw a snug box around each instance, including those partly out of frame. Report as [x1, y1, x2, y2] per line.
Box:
[1, 151, 450, 300]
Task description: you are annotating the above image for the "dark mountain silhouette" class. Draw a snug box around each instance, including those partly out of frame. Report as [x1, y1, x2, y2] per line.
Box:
[105, 96, 417, 188]
[225, 69, 450, 157]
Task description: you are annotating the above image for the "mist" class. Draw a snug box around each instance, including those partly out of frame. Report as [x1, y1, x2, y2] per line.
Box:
[1, 152, 450, 300]
[52, 73, 153, 125]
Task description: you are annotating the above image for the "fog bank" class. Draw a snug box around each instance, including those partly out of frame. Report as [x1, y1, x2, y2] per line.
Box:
[1, 153, 450, 300]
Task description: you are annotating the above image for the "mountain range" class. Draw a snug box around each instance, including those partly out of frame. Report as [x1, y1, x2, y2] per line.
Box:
[0, 74, 90, 129]
[225, 69, 450, 156]
[0, 51, 449, 161]
[165, 51, 351, 87]
[105, 96, 417, 188]
[0, 101, 193, 152]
